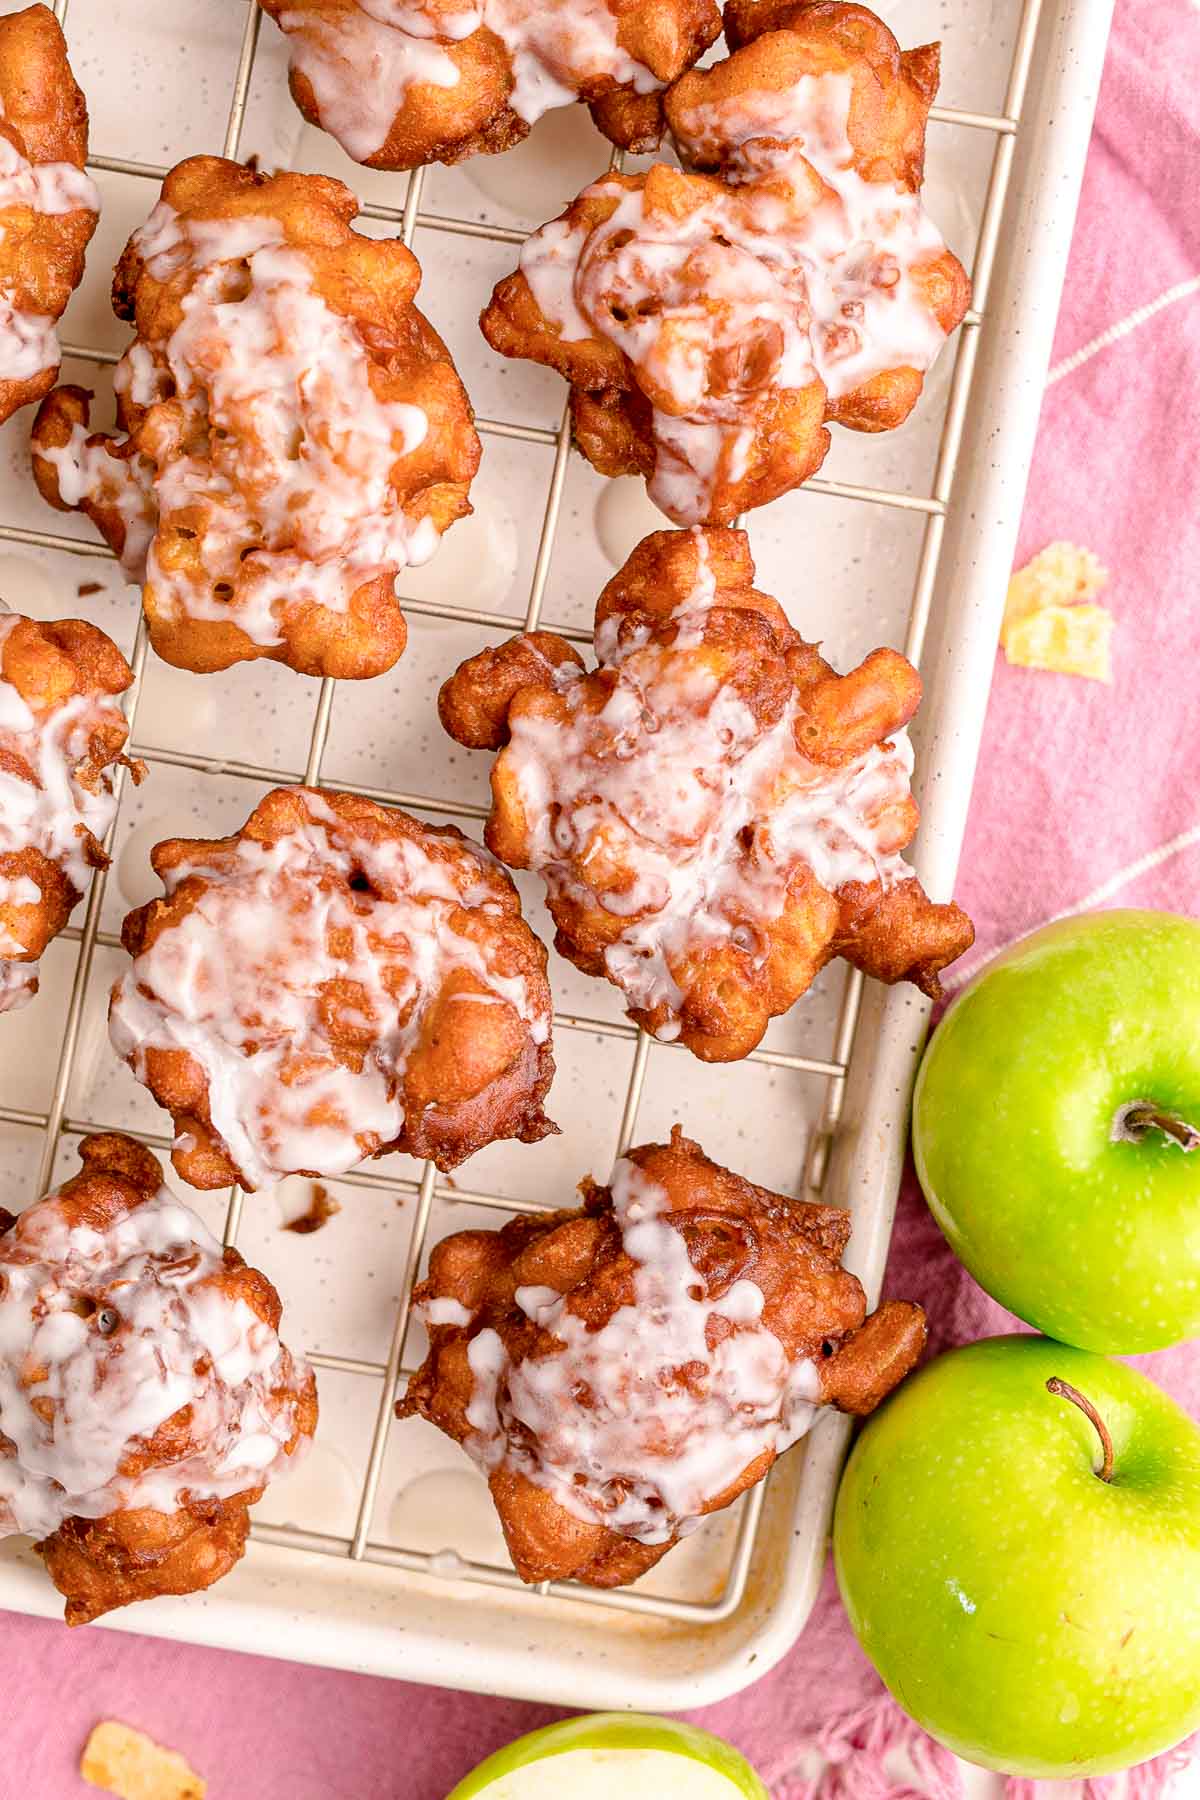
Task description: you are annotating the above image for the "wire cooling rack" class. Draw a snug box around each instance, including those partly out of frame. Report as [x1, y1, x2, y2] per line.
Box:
[0, 0, 1063, 1652]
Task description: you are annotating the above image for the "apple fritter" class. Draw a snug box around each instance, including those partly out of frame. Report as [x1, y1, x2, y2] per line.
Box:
[110, 786, 557, 1190]
[399, 1127, 926, 1586]
[0, 1132, 316, 1625]
[257, 0, 721, 171]
[0, 4, 99, 426]
[0, 610, 139, 1014]
[480, 0, 970, 524]
[438, 526, 973, 1061]
[31, 155, 481, 678]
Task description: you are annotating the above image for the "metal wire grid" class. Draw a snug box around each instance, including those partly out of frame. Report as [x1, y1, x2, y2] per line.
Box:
[0, 0, 1044, 1629]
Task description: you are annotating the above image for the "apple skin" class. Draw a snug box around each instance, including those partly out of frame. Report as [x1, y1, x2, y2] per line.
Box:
[445, 1715, 769, 1798]
[913, 909, 1200, 1353]
[834, 1335, 1200, 1778]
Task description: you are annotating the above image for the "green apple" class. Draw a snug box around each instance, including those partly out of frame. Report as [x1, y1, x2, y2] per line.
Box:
[834, 1335, 1200, 1777]
[913, 909, 1200, 1352]
[446, 1714, 768, 1799]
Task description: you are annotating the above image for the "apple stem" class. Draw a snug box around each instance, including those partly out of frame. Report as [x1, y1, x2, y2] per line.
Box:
[1112, 1101, 1200, 1153]
[1046, 1378, 1114, 1483]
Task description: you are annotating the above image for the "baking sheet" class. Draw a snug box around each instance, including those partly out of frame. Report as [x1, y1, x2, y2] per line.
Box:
[0, 0, 1114, 1713]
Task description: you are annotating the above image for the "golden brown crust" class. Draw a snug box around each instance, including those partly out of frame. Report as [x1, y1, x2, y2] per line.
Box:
[32, 155, 481, 679]
[439, 527, 973, 1059]
[718, 1, 941, 189]
[0, 613, 135, 974]
[7, 1132, 318, 1624]
[436, 630, 585, 751]
[63, 1128, 166, 1207]
[258, 0, 722, 171]
[0, 5, 98, 425]
[114, 787, 558, 1187]
[399, 1127, 925, 1586]
[480, 1, 970, 524]
[39, 1495, 254, 1627]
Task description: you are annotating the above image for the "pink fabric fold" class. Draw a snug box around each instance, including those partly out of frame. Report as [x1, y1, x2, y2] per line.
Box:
[1, 0, 1197, 1793]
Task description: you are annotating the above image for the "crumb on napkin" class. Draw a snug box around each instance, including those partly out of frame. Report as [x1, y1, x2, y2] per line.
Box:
[80, 1722, 206, 1800]
[1001, 542, 1113, 682]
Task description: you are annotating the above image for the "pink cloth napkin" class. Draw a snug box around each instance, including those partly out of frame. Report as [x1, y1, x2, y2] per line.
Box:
[4, 1, 1199, 1794]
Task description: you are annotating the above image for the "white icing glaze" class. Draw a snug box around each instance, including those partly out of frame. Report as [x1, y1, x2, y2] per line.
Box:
[273, 0, 661, 163]
[458, 1158, 821, 1543]
[39, 424, 158, 579]
[520, 71, 952, 521]
[0, 955, 36, 1012]
[0, 134, 99, 384]
[490, 0, 660, 126]
[365, 0, 481, 37]
[277, 4, 463, 165]
[500, 536, 916, 1028]
[0, 134, 98, 218]
[0, 612, 126, 992]
[420, 1295, 473, 1327]
[44, 202, 438, 646]
[0, 301, 59, 383]
[0, 1171, 309, 1538]
[109, 792, 550, 1189]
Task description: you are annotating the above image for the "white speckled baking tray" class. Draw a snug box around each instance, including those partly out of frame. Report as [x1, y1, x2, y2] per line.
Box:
[0, 0, 1113, 1713]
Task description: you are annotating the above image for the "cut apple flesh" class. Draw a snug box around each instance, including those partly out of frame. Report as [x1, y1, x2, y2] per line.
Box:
[473, 1748, 751, 1798]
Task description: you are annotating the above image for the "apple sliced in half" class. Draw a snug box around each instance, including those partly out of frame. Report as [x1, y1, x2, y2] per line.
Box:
[447, 1714, 769, 1799]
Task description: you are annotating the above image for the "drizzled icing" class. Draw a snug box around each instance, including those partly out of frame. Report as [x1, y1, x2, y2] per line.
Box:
[39, 423, 157, 580]
[0, 1174, 309, 1539]
[520, 71, 953, 521]
[0, 613, 127, 1003]
[42, 201, 438, 648]
[274, 0, 661, 163]
[109, 792, 550, 1189]
[443, 1157, 820, 1544]
[0, 134, 99, 384]
[499, 534, 916, 1032]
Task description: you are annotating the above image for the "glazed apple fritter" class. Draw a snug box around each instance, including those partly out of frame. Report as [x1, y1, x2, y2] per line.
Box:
[31, 155, 481, 678]
[0, 1132, 316, 1625]
[439, 526, 973, 1061]
[0, 609, 138, 1014]
[480, 0, 971, 524]
[110, 787, 557, 1190]
[0, 3, 99, 426]
[400, 1127, 926, 1587]
[259, 0, 722, 170]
